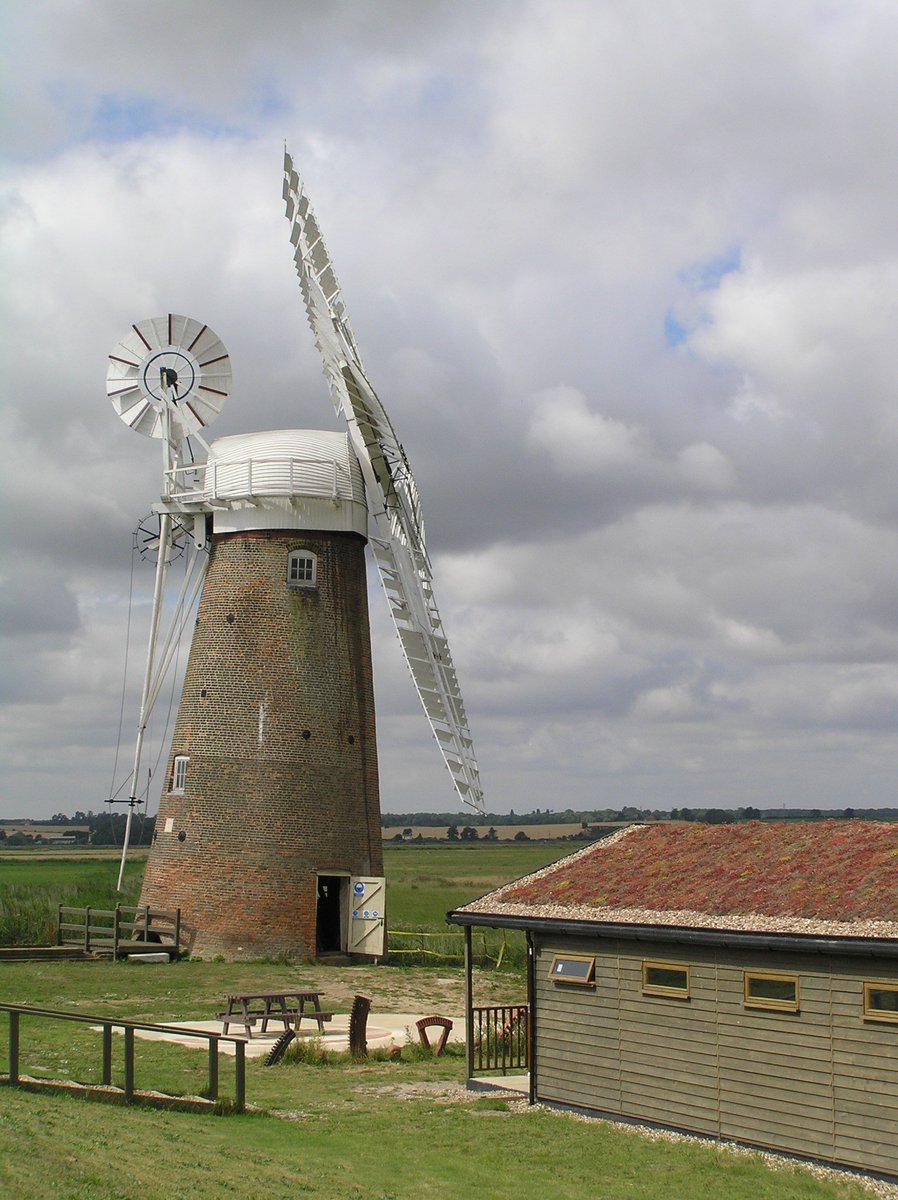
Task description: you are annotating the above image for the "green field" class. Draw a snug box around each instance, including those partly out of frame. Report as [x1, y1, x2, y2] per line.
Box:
[0, 841, 570, 954]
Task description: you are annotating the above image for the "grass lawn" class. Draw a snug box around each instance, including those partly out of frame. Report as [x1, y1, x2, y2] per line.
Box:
[0, 959, 877, 1200]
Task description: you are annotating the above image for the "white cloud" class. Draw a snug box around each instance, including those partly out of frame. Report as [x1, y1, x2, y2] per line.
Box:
[3, 0, 898, 818]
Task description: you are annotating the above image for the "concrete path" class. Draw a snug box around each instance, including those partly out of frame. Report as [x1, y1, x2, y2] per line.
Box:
[122, 1012, 466, 1059]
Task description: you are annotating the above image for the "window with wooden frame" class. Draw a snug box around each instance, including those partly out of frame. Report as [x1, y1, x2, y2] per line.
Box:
[863, 982, 898, 1024]
[642, 960, 691, 999]
[548, 954, 596, 985]
[287, 549, 317, 588]
[744, 970, 800, 1012]
[171, 755, 189, 795]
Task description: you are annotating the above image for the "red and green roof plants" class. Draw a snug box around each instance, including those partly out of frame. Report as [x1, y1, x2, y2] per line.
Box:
[500, 821, 898, 923]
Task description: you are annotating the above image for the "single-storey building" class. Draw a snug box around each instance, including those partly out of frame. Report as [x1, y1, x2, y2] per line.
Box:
[447, 821, 898, 1177]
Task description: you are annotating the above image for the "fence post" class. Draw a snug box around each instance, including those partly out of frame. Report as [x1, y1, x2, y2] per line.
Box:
[464, 927, 474, 1080]
[208, 1037, 219, 1101]
[234, 1041, 245, 1113]
[173, 908, 181, 955]
[8, 1011, 19, 1084]
[56, 906, 62, 946]
[113, 907, 121, 958]
[84, 907, 91, 953]
[123, 1027, 134, 1101]
[102, 1024, 112, 1085]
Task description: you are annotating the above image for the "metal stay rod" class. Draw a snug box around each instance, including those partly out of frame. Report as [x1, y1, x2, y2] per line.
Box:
[116, 510, 173, 892]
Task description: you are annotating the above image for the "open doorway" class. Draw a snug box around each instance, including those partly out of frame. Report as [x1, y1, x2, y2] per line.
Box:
[316, 875, 345, 954]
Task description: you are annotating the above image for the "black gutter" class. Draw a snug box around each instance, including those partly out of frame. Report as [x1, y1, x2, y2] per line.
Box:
[446, 909, 898, 959]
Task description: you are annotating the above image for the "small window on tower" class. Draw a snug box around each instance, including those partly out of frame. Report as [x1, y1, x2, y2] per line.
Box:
[172, 755, 189, 794]
[287, 550, 318, 589]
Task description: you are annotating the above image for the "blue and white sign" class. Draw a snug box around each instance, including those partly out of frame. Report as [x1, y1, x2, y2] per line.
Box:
[353, 881, 366, 896]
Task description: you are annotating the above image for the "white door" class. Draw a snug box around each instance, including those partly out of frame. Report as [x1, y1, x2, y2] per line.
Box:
[347, 877, 386, 956]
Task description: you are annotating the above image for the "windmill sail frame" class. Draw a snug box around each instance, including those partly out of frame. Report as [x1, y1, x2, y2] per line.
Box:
[283, 150, 483, 811]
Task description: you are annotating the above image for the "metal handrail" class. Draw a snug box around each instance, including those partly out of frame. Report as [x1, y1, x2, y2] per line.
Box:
[470, 1004, 529, 1075]
[0, 1003, 246, 1112]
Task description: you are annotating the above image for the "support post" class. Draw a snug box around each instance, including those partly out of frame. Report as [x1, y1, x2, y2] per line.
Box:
[464, 925, 474, 1082]
[124, 1026, 134, 1101]
[113, 907, 121, 958]
[102, 1024, 112, 1085]
[84, 907, 91, 953]
[8, 1011, 19, 1084]
[234, 1041, 245, 1113]
[526, 930, 536, 1105]
[208, 1037, 219, 1101]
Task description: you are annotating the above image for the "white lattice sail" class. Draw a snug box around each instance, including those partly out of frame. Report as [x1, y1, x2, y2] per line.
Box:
[283, 149, 483, 811]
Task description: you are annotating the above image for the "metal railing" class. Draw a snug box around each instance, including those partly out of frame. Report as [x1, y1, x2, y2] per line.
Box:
[0, 1003, 246, 1112]
[471, 1004, 529, 1075]
[57, 905, 180, 957]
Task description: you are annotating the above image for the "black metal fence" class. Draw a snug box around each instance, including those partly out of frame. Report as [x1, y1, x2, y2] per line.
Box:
[0, 1003, 245, 1112]
[471, 1004, 529, 1074]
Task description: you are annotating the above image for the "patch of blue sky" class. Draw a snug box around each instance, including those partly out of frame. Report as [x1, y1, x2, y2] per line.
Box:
[665, 245, 743, 347]
[664, 312, 689, 347]
[87, 92, 244, 143]
[679, 245, 742, 292]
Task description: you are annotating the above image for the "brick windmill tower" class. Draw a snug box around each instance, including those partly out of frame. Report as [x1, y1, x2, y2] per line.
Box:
[106, 155, 482, 960]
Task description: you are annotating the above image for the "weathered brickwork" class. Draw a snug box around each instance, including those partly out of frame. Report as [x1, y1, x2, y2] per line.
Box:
[139, 529, 384, 959]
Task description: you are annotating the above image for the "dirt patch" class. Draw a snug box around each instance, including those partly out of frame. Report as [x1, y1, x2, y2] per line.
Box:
[356, 1081, 473, 1103]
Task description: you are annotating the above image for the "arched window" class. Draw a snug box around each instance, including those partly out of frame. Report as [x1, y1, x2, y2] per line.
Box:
[287, 549, 318, 588]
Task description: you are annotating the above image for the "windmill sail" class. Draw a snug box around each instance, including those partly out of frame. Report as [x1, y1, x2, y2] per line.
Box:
[283, 149, 483, 811]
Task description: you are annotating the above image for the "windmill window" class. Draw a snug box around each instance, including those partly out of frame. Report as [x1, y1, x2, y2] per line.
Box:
[171, 755, 189, 794]
[863, 982, 898, 1024]
[287, 550, 317, 588]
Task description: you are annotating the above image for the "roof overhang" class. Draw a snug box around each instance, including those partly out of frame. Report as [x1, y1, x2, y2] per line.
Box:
[446, 909, 898, 959]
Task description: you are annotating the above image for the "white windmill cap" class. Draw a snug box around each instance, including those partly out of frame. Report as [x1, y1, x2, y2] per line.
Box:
[204, 429, 368, 536]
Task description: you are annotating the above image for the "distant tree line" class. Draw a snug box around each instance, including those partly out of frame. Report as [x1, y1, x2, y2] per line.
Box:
[0, 811, 156, 847]
[382, 806, 898, 831]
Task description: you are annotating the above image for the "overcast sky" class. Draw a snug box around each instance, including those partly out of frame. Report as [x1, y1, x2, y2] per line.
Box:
[2, 0, 897, 821]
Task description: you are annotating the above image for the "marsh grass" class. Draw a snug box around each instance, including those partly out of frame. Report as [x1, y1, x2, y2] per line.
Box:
[0, 860, 143, 945]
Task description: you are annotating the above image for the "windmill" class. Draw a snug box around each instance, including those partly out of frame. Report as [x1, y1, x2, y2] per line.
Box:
[108, 153, 482, 960]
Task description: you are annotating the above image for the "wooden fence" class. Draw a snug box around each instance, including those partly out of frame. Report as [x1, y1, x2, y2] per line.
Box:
[0, 1003, 246, 1112]
[57, 905, 180, 958]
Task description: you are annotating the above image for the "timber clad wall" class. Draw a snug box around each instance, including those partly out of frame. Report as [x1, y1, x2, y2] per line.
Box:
[140, 529, 383, 959]
[534, 935, 898, 1176]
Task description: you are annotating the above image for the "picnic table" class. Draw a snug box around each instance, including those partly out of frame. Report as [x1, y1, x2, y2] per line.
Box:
[218, 990, 332, 1039]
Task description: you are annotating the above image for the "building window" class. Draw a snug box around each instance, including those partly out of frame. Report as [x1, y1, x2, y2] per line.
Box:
[287, 550, 317, 588]
[171, 755, 189, 794]
[863, 982, 898, 1024]
[744, 971, 800, 1012]
[642, 960, 690, 999]
[548, 954, 596, 985]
